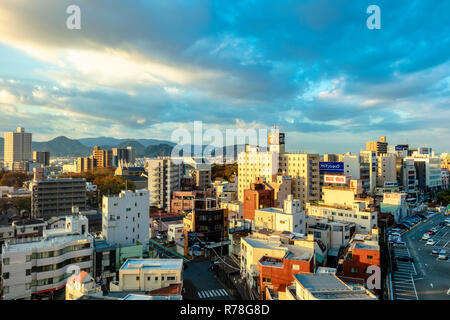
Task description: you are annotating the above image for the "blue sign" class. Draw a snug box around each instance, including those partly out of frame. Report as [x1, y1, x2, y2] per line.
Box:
[395, 145, 408, 151]
[319, 162, 344, 173]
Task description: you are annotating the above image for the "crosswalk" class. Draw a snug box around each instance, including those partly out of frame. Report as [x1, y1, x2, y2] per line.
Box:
[197, 288, 230, 299]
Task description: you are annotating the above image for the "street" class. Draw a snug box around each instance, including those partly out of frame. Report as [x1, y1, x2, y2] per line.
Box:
[398, 213, 450, 300]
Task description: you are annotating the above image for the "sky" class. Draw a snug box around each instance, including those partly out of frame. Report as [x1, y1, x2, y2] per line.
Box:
[0, 0, 449, 154]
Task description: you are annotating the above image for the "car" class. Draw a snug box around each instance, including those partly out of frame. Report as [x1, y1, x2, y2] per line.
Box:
[395, 255, 414, 262]
[389, 232, 401, 237]
[431, 227, 438, 232]
[393, 241, 406, 247]
[432, 248, 440, 254]
[426, 230, 435, 235]
[422, 234, 430, 240]
[394, 224, 409, 230]
[426, 239, 436, 246]
[438, 250, 448, 260]
[391, 228, 401, 233]
[439, 222, 446, 227]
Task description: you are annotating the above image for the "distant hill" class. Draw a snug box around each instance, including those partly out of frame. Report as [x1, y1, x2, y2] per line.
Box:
[78, 137, 175, 147]
[32, 136, 91, 157]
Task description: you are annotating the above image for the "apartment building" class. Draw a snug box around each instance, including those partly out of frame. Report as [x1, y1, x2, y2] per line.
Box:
[243, 177, 275, 221]
[65, 270, 101, 300]
[366, 136, 388, 155]
[360, 150, 377, 194]
[306, 187, 378, 234]
[407, 152, 442, 192]
[102, 189, 150, 247]
[30, 178, 87, 219]
[238, 129, 320, 210]
[1, 215, 93, 300]
[147, 157, 183, 211]
[167, 224, 184, 243]
[376, 153, 397, 187]
[93, 146, 113, 169]
[77, 156, 96, 173]
[3, 127, 32, 171]
[254, 195, 305, 234]
[170, 188, 214, 214]
[33, 151, 50, 167]
[112, 147, 136, 167]
[109, 259, 183, 293]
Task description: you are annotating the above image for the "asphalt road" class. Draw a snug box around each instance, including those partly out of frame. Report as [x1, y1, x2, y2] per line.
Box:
[183, 260, 232, 300]
[401, 213, 450, 300]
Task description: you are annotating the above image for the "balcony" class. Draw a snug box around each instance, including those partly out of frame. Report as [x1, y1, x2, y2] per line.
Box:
[258, 256, 283, 268]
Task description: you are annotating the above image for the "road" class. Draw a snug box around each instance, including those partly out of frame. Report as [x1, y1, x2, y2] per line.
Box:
[400, 213, 450, 300]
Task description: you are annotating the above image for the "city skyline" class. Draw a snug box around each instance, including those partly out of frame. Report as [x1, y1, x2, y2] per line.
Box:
[0, 0, 449, 154]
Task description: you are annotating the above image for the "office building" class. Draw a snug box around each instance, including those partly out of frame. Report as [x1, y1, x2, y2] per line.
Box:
[33, 151, 50, 167]
[360, 150, 377, 194]
[243, 177, 275, 221]
[102, 189, 150, 247]
[112, 147, 136, 167]
[30, 178, 87, 219]
[3, 127, 32, 171]
[376, 153, 397, 187]
[93, 146, 113, 169]
[1, 215, 93, 300]
[77, 156, 96, 173]
[147, 157, 183, 211]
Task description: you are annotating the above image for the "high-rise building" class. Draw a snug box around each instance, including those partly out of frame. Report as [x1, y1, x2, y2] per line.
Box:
[30, 178, 87, 219]
[359, 151, 377, 195]
[33, 151, 50, 166]
[147, 157, 183, 211]
[93, 146, 113, 168]
[238, 127, 320, 210]
[3, 127, 32, 170]
[112, 147, 136, 167]
[366, 136, 388, 155]
[102, 189, 150, 247]
[77, 156, 96, 173]
[376, 154, 397, 187]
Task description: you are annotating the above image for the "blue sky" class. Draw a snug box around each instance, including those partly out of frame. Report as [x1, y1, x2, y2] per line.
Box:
[0, 0, 449, 154]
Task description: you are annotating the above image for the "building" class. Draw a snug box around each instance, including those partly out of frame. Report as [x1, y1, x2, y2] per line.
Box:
[102, 189, 150, 247]
[112, 147, 136, 167]
[306, 187, 378, 235]
[30, 178, 87, 219]
[1, 215, 93, 300]
[12, 219, 46, 240]
[279, 273, 377, 300]
[376, 153, 397, 187]
[65, 271, 101, 300]
[243, 177, 275, 221]
[33, 151, 50, 167]
[380, 192, 408, 222]
[167, 223, 184, 243]
[407, 152, 442, 192]
[93, 146, 113, 169]
[147, 158, 183, 211]
[254, 195, 305, 234]
[238, 128, 320, 210]
[366, 136, 388, 155]
[3, 127, 32, 171]
[170, 188, 215, 214]
[305, 216, 354, 252]
[109, 259, 183, 293]
[77, 156, 96, 173]
[360, 150, 377, 194]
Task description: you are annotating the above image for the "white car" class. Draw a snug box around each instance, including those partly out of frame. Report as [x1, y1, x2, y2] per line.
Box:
[426, 239, 436, 246]
[422, 234, 430, 240]
[438, 250, 447, 260]
[431, 227, 438, 233]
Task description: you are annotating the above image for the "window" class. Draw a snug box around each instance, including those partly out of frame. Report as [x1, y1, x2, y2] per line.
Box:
[3, 258, 10, 265]
[136, 276, 140, 281]
[4, 287, 8, 294]
[292, 265, 299, 271]
[147, 276, 151, 281]
[3, 272, 9, 279]
[155, 277, 159, 281]
[350, 267, 359, 274]
[26, 283, 31, 290]
[167, 276, 175, 281]
[367, 255, 373, 260]
[26, 255, 32, 262]
[26, 269, 31, 276]
[262, 277, 271, 283]
[126, 208, 131, 212]
[161, 276, 165, 281]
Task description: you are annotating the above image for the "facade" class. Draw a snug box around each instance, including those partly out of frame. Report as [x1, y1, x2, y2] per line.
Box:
[243, 177, 275, 220]
[408, 154, 442, 192]
[376, 153, 397, 187]
[170, 188, 214, 214]
[360, 150, 377, 195]
[109, 259, 183, 293]
[238, 129, 320, 210]
[366, 136, 388, 155]
[3, 127, 32, 171]
[93, 146, 113, 169]
[147, 158, 183, 211]
[254, 195, 305, 234]
[77, 156, 96, 173]
[33, 151, 50, 167]
[167, 223, 184, 243]
[102, 189, 150, 247]
[30, 178, 87, 219]
[305, 216, 354, 251]
[65, 271, 101, 300]
[1, 215, 93, 300]
[112, 147, 136, 167]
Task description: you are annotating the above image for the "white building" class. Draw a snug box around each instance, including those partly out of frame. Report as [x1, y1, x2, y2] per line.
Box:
[102, 189, 150, 247]
[254, 195, 306, 234]
[1, 215, 93, 300]
[407, 152, 442, 191]
[342, 154, 360, 179]
[3, 127, 32, 170]
[147, 158, 183, 211]
[167, 223, 184, 243]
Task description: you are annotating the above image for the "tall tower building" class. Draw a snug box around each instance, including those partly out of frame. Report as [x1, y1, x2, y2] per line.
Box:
[3, 127, 32, 170]
[366, 136, 388, 155]
[93, 146, 113, 168]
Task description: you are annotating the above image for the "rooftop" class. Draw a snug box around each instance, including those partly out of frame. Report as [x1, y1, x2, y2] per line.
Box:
[2, 233, 92, 253]
[120, 258, 183, 271]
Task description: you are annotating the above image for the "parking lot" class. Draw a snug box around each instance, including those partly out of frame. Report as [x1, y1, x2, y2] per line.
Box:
[397, 213, 450, 300]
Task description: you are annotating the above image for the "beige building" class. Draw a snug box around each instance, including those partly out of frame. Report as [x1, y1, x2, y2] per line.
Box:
[376, 153, 397, 187]
[109, 259, 183, 293]
[366, 136, 388, 155]
[238, 131, 320, 210]
[66, 271, 101, 300]
[3, 127, 32, 170]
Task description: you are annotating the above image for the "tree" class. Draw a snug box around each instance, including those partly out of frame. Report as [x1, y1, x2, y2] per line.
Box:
[0, 172, 31, 188]
[437, 189, 450, 206]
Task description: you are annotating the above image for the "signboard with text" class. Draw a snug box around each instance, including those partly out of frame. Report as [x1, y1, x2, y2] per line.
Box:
[324, 175, 350, 184]
[319, 162, 344, 173]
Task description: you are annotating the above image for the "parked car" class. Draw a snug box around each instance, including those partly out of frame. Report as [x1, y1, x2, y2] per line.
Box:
[432, 248, 440, 254]
[422, 233, 430, 240]
[439, 222, 446, 227]
[393, 241, 406, 247]
[438, 250, 448, 260]
[395, 255, 414, 262]
[394, 224, 409, 230]
[431, 227, 438, 232]
[389, 232, 401, 237]
[426, 230, 435, 235]
[391, 228, 401, 233]
[426, 239, 436, 246]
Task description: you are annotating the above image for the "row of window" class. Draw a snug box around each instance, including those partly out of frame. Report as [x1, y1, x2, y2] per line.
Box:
[136, 275, 176, 281]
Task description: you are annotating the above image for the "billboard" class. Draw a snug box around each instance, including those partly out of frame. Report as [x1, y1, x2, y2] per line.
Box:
[324, 175, 350, 184]
[319, 162, 344, 173]
[395, 145, 408, 151]
[268, 132, 285, 145]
